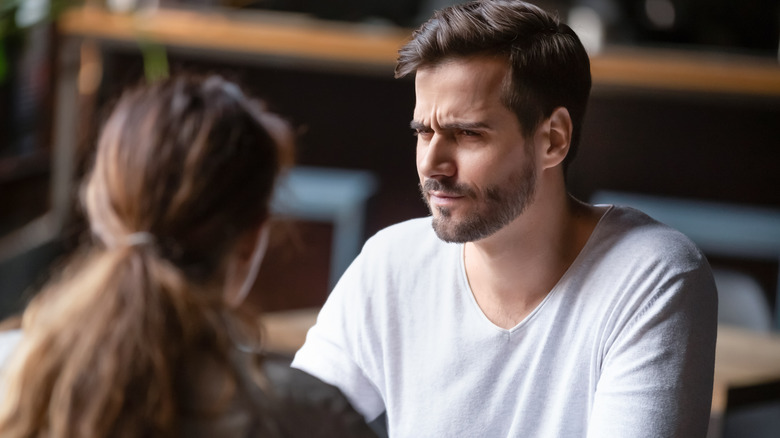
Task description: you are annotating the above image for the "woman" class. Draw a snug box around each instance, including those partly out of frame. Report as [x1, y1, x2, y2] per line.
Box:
[0, 75, 376, 437]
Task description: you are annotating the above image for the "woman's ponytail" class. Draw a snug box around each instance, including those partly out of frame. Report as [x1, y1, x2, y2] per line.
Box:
[0, 241, 229, 436]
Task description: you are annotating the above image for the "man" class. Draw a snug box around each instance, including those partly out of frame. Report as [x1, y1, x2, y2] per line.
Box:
[292, 1, 718, 436]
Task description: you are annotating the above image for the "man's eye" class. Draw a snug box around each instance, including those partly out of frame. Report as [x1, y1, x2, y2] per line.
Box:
[414, 129, 432, 137]
[460, 130, 480, 137]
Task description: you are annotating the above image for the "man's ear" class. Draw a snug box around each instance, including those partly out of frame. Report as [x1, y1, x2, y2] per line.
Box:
[541, 107, 572, 170]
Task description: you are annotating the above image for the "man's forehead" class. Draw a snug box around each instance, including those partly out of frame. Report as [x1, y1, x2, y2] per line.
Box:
[413, 81, 508, 123]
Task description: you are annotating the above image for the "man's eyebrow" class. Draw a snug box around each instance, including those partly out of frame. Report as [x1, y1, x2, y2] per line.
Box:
[410, 120, 428, 130]
[440, 121, 490, 131]
[409, 120, 491, 131]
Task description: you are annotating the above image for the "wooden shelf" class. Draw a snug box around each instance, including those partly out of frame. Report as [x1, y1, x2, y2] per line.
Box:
[591, 47, 780, 97]
[58, 6, 780, 96]
[57, 6, 411, 71]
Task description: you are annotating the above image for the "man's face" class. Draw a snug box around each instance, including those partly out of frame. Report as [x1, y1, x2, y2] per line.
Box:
[413, 56, 538, 243]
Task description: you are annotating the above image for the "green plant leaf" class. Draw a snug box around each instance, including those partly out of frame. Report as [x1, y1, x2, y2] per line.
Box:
[0, 42, 7, 84]
[139, 38, 169, 82]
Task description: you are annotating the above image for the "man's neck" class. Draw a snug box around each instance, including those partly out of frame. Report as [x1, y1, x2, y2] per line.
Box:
[463, 192, 605, 329]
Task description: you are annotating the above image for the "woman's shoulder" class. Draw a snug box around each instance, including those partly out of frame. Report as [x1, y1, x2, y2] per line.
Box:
[260, 353, 378, 437]
[180, 350, 377, 437]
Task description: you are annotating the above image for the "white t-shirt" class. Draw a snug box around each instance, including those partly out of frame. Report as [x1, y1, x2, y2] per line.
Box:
[0, 329, 22, 370]
[292, 206, 718, 437]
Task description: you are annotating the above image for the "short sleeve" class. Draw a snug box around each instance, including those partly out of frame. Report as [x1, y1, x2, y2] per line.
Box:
[291, 250, 386, 422]
[587, 262, 718, 437]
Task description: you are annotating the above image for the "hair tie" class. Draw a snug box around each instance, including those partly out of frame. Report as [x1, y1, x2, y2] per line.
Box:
[124, 232, 156, 248]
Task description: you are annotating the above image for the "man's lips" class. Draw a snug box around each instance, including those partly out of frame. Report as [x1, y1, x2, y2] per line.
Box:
[421, 179, 472, 208]
[428, 191, 464, 206]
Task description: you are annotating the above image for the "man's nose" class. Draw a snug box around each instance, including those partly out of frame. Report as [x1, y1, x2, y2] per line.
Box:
[417, 133, 456, 179]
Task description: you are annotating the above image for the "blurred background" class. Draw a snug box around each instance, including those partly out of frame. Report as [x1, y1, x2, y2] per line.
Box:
[1, 1, 780, 436]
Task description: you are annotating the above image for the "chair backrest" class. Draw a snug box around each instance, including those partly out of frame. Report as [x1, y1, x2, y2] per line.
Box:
[712, 268, 773, 332]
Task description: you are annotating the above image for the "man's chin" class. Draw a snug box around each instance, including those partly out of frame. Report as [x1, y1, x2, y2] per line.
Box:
[431, 211, 508, 243]
[431, 216, 469, 244]
[433, 230, 466, 244]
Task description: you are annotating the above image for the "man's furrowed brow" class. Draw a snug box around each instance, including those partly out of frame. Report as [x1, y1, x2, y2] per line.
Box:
[410, 120, 491, 131]
[410, 120, 428, 130]
[438, 121, 491, 131]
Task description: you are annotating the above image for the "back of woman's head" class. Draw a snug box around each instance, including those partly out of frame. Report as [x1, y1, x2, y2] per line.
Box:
[0, 75, 291, 437]
[85, 75, 288, 279]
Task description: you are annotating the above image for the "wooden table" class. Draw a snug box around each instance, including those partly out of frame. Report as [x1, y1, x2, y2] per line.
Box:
[260, 307, 320, 356]
[710, 325, 780, 437]
[262, 308, 780, 437]
[714, 323, 780, 413]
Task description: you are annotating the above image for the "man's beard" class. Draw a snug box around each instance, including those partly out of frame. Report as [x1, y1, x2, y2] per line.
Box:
[420, 159, 537, 243]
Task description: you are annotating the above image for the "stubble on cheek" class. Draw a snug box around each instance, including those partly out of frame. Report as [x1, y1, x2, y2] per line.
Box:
[436, 206, 452, 218]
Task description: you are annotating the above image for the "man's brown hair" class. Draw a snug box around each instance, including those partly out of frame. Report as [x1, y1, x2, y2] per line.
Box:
[396, 0, 591, 170]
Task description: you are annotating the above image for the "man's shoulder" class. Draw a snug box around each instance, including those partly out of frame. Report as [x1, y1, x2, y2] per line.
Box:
[597, 205, 707, 269]
[578, 206, 717, 326]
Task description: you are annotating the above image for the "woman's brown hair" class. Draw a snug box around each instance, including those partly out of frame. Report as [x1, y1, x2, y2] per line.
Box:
[0, 75, 291, 436]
